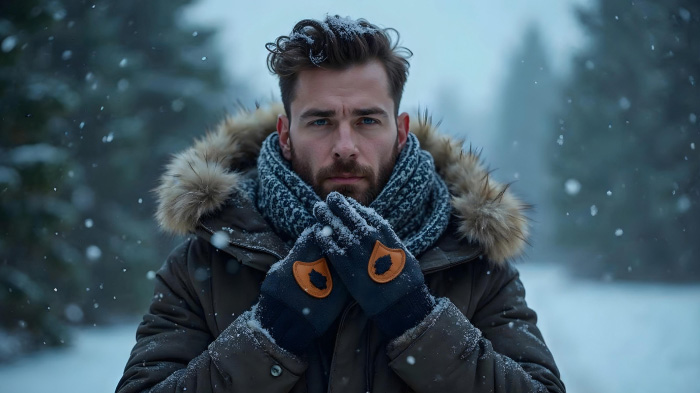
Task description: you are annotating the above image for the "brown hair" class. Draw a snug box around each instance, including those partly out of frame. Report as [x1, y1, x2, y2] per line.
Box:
[266, 15, 412, 117]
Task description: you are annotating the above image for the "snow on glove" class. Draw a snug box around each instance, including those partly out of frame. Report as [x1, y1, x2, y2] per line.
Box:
[312, 192, 436, 340]
[257, 224, 349, 356]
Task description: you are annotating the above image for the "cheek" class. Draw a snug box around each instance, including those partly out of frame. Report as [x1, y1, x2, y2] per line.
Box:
[294, 137, 327, 168]
[369, 134, 397, 160]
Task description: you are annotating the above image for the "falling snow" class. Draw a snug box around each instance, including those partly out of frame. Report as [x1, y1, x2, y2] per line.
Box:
[320, 225, 333, 237]
[564, 179, 581, 196]
[618, 97, 631, 110]
[1, 35, 17, 52]
[86, 245, 102, 261]
[211, 231, 230, 249]
[676, 196, 691, 213]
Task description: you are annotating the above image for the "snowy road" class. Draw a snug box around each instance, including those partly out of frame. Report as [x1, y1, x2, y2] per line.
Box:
[0, 263, 698, 393]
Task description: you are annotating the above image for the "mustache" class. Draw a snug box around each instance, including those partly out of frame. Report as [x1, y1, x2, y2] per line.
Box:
[316, 159, 374, 180]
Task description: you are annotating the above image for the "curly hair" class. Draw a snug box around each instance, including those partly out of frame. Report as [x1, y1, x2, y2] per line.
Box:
[266, 15, 412, 117]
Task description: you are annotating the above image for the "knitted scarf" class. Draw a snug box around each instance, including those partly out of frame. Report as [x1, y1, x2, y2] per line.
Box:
[241, 133, 452, 256]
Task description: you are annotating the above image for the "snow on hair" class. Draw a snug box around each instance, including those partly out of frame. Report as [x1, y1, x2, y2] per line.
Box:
[265, 14, 412, 117]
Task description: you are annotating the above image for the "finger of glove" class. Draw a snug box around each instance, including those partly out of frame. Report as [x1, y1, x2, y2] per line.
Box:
[344, 197, 405, 247]
[313, 224, 347, 256]
[344, 197, 387, 229]
[313, 201, 356, 247]
[313, 202, 341, 231]
[289, 224, 325, 259]
[325, 192, 372, 235]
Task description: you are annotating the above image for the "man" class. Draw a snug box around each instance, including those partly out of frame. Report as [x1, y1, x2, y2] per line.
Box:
[117, 15, 565, 393]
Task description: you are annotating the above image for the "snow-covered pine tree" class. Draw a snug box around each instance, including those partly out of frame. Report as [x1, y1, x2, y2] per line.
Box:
[0, 0, 243, 359]
[550, 1, 699, 281]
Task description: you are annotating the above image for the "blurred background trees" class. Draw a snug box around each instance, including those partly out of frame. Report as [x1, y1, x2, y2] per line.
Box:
[0, 0, 245, 360]
[491, 25, 559, 261]
[548, 0, 699, 281]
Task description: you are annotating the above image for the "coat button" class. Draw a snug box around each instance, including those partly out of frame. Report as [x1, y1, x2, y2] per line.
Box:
[270, 364, 282, 377]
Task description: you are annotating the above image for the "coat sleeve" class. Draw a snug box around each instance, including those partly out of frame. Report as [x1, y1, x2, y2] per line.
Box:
[115, 239, 307, 393]
[385, 261, 565, 393]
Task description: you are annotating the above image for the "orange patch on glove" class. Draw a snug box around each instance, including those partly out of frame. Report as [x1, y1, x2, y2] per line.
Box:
[293, 258, 333, 298]
[368, 240, 406, 283]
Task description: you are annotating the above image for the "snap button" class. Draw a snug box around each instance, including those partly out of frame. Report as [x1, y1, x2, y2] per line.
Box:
[270, 364, 282, 377]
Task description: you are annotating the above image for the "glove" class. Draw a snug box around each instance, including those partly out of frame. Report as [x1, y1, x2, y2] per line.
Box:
[312, 192, 436, 340]
[257, 224, 349, 356]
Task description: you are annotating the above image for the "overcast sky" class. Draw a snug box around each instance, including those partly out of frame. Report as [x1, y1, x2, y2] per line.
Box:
[185, 0, 592, 115]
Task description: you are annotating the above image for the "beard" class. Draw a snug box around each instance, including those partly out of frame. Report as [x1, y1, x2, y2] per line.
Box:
[290, 137, 399, 206]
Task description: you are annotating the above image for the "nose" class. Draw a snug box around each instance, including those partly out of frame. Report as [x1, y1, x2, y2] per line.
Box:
[332, 122, 358, 160]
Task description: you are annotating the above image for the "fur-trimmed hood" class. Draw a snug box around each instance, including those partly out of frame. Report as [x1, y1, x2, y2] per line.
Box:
[154, 104, 529, 264]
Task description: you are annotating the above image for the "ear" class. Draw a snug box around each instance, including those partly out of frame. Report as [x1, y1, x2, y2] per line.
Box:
[396, 112, 410, 150]
[277, 114, 292, 160]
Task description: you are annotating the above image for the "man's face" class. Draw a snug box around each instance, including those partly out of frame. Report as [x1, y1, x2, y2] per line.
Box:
[277, 60, 410, 205]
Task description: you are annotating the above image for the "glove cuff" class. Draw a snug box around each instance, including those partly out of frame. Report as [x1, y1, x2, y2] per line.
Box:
[256, 294, 317, 356]
[371, 285, 436, 340]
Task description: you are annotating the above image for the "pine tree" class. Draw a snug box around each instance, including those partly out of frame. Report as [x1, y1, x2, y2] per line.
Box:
[0, 0, 241, 359]
[0, 0, 82, 359]
[494, 25, 558, 259]
[550, 1, 699, 281]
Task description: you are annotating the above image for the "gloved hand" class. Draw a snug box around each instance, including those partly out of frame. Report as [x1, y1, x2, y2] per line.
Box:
[257, 224, 349, 356]
[312, 192, 436, 340]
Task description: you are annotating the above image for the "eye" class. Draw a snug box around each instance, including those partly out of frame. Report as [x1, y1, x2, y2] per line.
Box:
[310, 119, 329, 126]
[359, 117, 379, 125]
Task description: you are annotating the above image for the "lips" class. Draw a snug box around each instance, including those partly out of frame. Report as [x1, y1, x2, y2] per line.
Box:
[327, 175, 364, 184]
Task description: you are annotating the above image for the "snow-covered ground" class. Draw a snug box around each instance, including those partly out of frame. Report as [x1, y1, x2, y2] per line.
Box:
[519, 264, 700, 393]
[0, 263, 698, 393]
[0, 322, 137, 393]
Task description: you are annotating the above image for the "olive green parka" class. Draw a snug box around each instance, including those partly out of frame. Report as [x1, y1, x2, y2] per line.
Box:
[116, 105, 565, 393]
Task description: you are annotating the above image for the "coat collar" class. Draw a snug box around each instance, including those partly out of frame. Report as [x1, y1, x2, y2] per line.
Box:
[154, 103, 530, 264]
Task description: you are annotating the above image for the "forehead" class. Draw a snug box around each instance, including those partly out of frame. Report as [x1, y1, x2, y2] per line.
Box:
[291, 60, 393, 117]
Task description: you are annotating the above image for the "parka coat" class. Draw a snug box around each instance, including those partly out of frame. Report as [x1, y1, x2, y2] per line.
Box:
[116, 105, 565, 393]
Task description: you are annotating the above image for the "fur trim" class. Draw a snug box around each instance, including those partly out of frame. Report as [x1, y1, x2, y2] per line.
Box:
[412, 113, 530, 264]
[154, 104, 281, 234]
[154, 104, 530, 263]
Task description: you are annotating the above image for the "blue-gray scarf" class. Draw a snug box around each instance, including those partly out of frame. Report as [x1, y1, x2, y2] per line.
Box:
[242, 133, 451, 256]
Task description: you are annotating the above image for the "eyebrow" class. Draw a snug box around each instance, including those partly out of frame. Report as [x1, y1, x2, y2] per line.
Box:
[300, 109, 336, 119]
[352, 107, 389, 117]
[299, 107, 389, 119]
